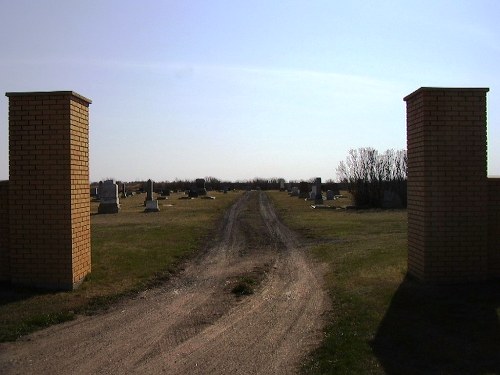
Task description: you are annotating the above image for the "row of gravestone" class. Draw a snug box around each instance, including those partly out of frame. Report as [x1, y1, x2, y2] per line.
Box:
[91, 181, 129, 200]
[96, 179, 160, 213]
[286, 178, 340, 204]
[95, 178, 209, 214]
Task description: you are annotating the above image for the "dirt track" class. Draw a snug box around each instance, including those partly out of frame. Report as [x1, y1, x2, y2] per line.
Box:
[0, 191, 329, 374]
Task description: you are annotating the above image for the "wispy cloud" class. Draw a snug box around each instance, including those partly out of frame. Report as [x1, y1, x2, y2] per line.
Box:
[196, 63, 401, 92]
[0, 56, 401, 94]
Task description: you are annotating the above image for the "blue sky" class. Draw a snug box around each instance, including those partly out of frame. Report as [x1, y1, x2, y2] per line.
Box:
[1, 0, 499, 181]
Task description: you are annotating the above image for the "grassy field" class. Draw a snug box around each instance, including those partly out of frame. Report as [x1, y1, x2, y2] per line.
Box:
[268, 191, 500, 374]
[0, 191, 242, 342]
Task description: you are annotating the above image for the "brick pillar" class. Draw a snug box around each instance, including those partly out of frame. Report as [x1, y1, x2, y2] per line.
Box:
[0, 181, 9, 281]
[488, 179, 500, 278]
[6, 91, 92, 290]
[404, 87, 489, 283]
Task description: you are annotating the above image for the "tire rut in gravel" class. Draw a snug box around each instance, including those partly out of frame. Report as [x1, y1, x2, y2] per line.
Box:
[0, 191, 329, 375]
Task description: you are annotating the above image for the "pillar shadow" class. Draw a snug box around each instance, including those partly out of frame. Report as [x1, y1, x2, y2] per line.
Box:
[0, 281, 53, 305]
[371, 277, 500, 374]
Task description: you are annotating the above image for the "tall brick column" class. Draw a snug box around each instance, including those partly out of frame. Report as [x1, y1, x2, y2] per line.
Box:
[6, 91, 92, 290]
[404, 87, 489, 283]
[0, 181, 9, 281]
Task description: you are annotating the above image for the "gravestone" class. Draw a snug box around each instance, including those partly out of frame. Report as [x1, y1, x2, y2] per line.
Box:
[116, 181, 127, 198]
[144, 179, 160, 212]
[279, 179, 285, 191]
[98, 180, 120, 214]
[309, 189, 316, 200]
[290, 187, 299, 197]
[98, 181, 103, 199]
[326, 190, 335, 200]
[196, 179, 207, 196]
[158, 186, 169, 200]
[188, 187, 199, 198]
[298, 181, 309, 199]
[145, 179, 154, 201]
[314, 177, 323, 204]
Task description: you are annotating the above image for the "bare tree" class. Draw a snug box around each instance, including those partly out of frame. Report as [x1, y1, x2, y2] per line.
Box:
[336, 148, 407, 207]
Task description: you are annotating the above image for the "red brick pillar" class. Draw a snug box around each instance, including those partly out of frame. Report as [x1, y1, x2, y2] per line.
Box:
[6, 91, 92, 290]
[404, 87, 489, 283]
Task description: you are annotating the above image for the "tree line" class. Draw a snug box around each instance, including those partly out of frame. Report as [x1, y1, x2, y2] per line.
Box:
[92, 147, 407, 208]
[336, 148, 407, 208]
[91, 177, 344, 195]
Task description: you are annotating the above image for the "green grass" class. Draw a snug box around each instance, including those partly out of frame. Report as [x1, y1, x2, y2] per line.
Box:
[0, 191, 242, 342]
[268, 191, 500, 374]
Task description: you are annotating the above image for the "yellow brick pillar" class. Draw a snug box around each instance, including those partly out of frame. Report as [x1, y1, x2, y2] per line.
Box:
[6, 91, 92, 290]
[404, 87, 489, 283]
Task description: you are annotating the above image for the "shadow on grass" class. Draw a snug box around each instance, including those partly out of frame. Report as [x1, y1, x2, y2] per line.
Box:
[0, 282, 78, 342]
[0, 281, 52, 306]
[372, 277, 500, 374]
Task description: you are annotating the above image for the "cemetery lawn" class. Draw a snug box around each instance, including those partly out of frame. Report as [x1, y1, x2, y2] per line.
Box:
[268, 191, 500, 374]
[0, 191, 242, 342]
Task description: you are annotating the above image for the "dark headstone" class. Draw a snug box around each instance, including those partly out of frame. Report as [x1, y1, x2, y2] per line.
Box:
[98, 180, 120, 214]
[326, 190, 335, 200]
[298, 181, 309, 199]
[314, 177, 323, 204]
[144, 179, 160, 212]
[146, 179, 154, 201]
[195, 179, 207, 196]
[98, 181, 103, 199]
